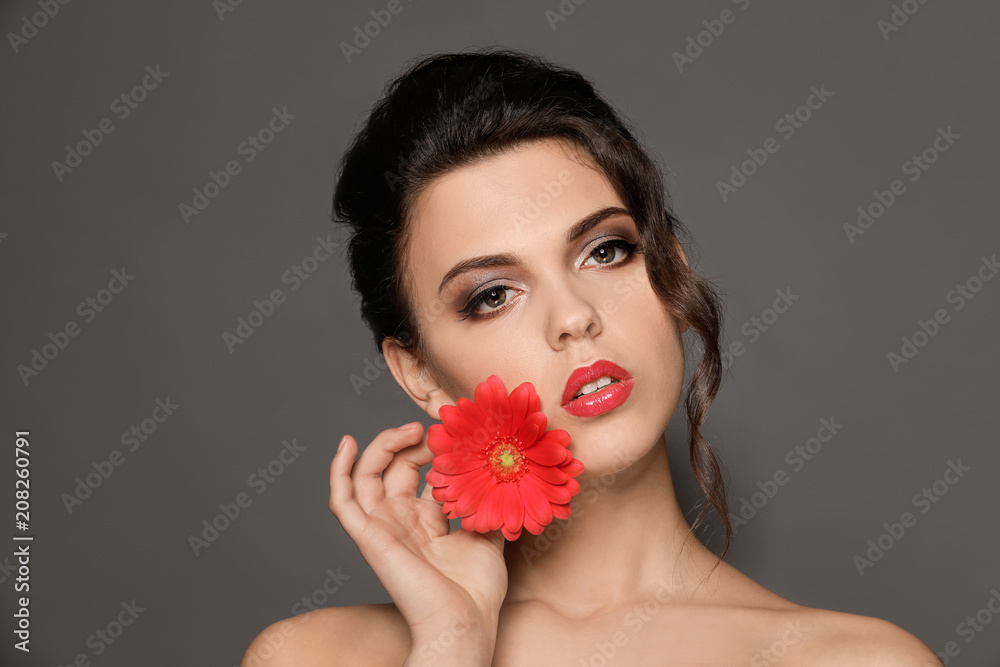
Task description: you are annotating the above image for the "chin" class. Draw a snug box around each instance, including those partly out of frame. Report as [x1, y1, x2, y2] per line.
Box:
[565, 423, 660, 481]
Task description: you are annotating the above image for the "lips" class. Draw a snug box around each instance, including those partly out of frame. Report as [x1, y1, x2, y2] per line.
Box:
[561, 359, 634, 417]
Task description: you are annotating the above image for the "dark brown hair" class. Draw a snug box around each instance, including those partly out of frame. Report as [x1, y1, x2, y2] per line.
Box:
[332, 47, 732, 561]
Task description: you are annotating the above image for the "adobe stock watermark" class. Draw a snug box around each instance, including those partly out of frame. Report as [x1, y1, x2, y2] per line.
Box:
[383, 73, 500, 192]
[0, 554, 19, 586]
[222, 232, 343, 352]
[511, 169, 574, 232]
[716, 84, 835, 201]
[886, 253, 997, 373]
[722, 287, 800, 371]
[179, 106, 296, 225]
[188, 437, 306, 556]
[671, 0, 753, 73]
[231, 566, 351, 666]
[238, 616, 306, 667]
[544, 0, 589, 31]
[16, 267, 136, 387]
[519, 449, 632, 566]
[61, 397, 180, 514]
[577, 578, 675, 667]
[843, 125, 960, 244]
[852, 458, 970, 576]
[51, 65, 170, 182]
[290, 567, 351, 616]
[340, 0, 417, 63]
[877, 0, 935, 41]
[56, 599, 145, 666]
[348, 337, 407, 396]
[934, 586, 1000, 665]
[729, 416, 844, 534]
[213, 0, 246, 21]
[8, 0, 73, 54]
[749, 619, 813, 666]
[410, 608, 478, 664]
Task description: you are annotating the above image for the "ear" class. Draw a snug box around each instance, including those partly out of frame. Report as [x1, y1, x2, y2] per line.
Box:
[382, 336, 455, 421]
[671, 238, 691, 335]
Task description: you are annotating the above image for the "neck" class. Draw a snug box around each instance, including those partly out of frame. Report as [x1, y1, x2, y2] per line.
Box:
[502, 433, 721, 618]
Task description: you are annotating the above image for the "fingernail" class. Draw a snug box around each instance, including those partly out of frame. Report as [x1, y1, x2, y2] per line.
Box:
[337, 435, 348, 451]
[399, 421, 421, 430]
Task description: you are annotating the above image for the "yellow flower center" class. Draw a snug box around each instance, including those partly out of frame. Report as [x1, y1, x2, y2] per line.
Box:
[486, 433, 527, 482]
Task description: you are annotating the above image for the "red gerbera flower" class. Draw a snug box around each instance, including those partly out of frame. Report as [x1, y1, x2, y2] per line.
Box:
[426, 374, 584, 541]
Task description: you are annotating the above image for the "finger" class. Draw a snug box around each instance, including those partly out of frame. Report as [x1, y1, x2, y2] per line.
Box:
[483, 528, 506, 552]
[352, 423, 426, 512]
[328, 435, 368, 537]
[419, 480, 437, 501]
[383, 427, 435, 497]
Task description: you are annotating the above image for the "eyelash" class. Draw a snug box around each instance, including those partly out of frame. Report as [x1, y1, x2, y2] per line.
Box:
[457, 238, 641, 321]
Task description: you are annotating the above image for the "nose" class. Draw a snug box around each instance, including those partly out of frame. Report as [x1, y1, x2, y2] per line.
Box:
[545, 275, 603, 350]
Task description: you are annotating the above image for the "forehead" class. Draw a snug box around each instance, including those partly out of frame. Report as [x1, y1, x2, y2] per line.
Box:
[403, 139, 622, 291]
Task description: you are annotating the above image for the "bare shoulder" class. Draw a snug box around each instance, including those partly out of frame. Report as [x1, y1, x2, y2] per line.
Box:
[782, 606, 943, 666]
[240, 603, 410, 667]
[708, 560, 941, 665]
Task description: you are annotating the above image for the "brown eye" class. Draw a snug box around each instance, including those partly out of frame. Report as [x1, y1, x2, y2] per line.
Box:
[583, 239, 638, 267]
[591, 245, 617, 264]
[458, 285, 515, 320]
[482, 287, 507, 308]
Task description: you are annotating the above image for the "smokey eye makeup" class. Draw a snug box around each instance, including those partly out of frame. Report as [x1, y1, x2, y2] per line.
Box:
[456, 234, 642, 321]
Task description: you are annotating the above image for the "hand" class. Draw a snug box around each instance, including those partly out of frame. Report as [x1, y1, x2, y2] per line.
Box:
[329, 423, 508, 653]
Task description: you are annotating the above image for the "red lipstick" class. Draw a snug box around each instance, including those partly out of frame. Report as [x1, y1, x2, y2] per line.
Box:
[561, 359, 634, 418]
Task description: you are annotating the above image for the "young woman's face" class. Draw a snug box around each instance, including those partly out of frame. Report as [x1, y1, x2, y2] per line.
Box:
[400, 138, 687, 475]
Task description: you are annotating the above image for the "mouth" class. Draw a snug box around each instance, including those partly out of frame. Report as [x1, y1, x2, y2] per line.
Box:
[561, 359, 634, 417]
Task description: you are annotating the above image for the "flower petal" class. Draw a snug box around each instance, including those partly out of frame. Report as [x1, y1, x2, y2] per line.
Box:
[501, 523, 522, 541]
[535, 428, 569, 448]
[519, 474, 554, 526]
[514, 412, 547, 446]
[527, 387, 540, 414]
[475, 483, 506, 533]
[440, 404, 485, 444]
[445, 467, 490, 494]
[530, 465, 569, 485]
[474, 377, 500, 422]
[551, 502, 571, 520]
[427, 423, 458, 456]
[484, 375, 513, 437]
[560, 457, 584, 477]
[431, 484, 448, 502]
[522, 442, 569, 466]
[434, 453, 486, 475]
[508, 382, 531, 435]
[455, 476, 497, 516]
[426, 467, 451, 488]
[501, 483, 524, 537]
[454, 396, 490, 433]
[523, 475, 573, 504]
[521, 510, 546, 535]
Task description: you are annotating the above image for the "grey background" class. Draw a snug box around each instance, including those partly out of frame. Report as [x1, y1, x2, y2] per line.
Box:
[1, 0, 998, 665]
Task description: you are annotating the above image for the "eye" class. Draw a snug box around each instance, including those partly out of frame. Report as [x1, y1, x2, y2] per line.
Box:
[582, 238, 639, 267]
[458, 285, 516, 321]
[457, 239, 641, 322]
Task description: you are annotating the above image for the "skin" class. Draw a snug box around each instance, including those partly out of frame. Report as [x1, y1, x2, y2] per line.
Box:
[242, 138, 942, 666]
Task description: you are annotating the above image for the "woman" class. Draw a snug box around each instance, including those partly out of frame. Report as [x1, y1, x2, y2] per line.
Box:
[243, 48, 941, 666]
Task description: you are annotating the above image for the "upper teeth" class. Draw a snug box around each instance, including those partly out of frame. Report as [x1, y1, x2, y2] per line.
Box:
[573, 376, 618, 400]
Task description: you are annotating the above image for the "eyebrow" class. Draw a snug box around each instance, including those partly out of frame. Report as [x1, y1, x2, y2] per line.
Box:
[437, 206, 631, 295]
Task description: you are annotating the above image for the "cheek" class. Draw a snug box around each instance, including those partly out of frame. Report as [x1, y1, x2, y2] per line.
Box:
[618, 280, 685, 383]
[420, 327, 525, 402]
[606, 268, 677, 336]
